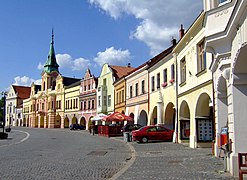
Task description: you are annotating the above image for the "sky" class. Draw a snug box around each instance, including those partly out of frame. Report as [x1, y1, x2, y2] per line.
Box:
[0, 0, 203, 95]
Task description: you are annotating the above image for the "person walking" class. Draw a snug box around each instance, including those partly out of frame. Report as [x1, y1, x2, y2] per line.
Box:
[92, 121, 96, 136]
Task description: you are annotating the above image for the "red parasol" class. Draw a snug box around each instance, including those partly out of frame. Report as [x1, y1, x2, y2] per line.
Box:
[103, 112, 133, 122]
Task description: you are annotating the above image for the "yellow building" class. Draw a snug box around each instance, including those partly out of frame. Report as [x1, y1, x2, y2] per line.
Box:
[173, 13, 214, 148]
[148, 43, 176, 131]
[113, 77, 126, 114]
[23, 31, 81, 129]
[64, 81, 81, 128]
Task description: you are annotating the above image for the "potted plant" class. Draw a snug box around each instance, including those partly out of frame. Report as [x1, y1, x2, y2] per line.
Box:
[161, 82, 168, 87]
[169, 79, 175, 83]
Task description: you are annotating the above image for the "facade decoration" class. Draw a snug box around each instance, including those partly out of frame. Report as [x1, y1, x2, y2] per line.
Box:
[204, 0, 247, 175]
[79, 68, 98, 130]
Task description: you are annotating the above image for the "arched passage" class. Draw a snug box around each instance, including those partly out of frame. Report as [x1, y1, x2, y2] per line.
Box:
[164, 102, 176, 130]
[150, 106, 157, 125]
[195, 93, 213, 142]
[179, 101, 190, 140]
[72, 116, 77, 124]
[64, 117, 69, 128]
[138, 110, 148, 126]
[55, 115, 61, 128]
[80, 117, 86, 126]
[232, 44, 247, 152]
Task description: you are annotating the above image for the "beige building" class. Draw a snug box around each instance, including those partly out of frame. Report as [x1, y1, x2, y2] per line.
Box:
[173, 13, 214, 148]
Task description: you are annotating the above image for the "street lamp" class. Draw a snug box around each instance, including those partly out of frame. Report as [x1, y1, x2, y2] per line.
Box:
[1, 91, 7, 133]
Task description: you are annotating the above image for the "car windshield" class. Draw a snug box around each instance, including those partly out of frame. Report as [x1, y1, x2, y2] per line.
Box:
[138, 127, 146, 131]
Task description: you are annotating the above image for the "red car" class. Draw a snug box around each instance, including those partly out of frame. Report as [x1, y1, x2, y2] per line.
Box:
[132, 125, 174, 143]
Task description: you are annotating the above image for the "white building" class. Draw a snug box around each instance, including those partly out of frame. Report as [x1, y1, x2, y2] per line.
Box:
[204, 0, 247, 176]
[6, 85, 31, 127]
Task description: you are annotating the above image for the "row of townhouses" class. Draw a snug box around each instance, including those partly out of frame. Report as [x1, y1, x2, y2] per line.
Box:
[4, 0, 246, 176]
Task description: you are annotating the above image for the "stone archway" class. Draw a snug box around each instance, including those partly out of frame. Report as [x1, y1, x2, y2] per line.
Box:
[150, 106, 157, 125]
[35, 116, 38, 128]
[72, 116, 77, 124]
[64, 117, 69, 128]
[55, 115, 61, 128]
[40, 115, 44, 128]
[138, 110, 148, 126]
[164, 102, 176, 130]
[232, 44, 247, 153]
[195, 93, 213, 143]
[179, 101, 190, 140]
[80, 117, 86, 126]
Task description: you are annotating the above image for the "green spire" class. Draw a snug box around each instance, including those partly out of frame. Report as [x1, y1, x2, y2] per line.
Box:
[44, 29, 59, 73]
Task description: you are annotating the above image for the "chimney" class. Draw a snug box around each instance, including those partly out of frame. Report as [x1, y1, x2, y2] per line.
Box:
[179, 24, 185, 39]
[127, 63, 131, 67]
[171, 38, 177, 46]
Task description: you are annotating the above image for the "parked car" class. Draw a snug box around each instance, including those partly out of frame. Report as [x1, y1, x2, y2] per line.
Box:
[69, 124, 85, 130]
[132, 125, 174, 143]
[121, 123, 143, 133]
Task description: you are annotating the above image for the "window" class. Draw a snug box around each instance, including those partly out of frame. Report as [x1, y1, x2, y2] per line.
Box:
[130, 86, 133, 98]
[108, 95, 111, 106]
[92, 100, 95, 109]
[73, 99, 75, 109]
[135, 83, 138, 96]
[88, 100, 91, 109]
[103, 78, 106, 85]
[80, 101, 83, 110]
[163, 69, 167, 83]
[180, 58, 186, 83]
[151, 76, 155, 91]
[141, 80, 145, 94]
[122, 90, 124, 101]
[84, 101, 86, 110]
[70, 99, 72, 109]
[76, 99, 78, 108]
[157, 73, 160, 89]
[197, 40, 206, 72]
[42, 103, 44, 111]
[116, 92, 119, 104]
[98, 96, 101, 106]
[88, 85, 90, 90]
[84, 86, 86, 91]
[51, 101, 54, 110]
[171, 64, 175, 80]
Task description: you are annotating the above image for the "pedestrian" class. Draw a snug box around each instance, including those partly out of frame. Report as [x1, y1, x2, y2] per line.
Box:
[89, 124, 92, 134]
[92, 121, 96, 136]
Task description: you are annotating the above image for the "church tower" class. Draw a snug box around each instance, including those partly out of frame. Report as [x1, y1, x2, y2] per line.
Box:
[42, 29, 60, 91]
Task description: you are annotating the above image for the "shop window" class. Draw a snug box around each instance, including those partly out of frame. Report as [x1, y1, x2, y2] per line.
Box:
[180, 120, 190, 140]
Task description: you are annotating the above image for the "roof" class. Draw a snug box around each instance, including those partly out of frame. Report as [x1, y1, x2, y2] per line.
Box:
[109, 65, 135, 80]
[12, 85, 31, 99]
[62, 76, 81, 86]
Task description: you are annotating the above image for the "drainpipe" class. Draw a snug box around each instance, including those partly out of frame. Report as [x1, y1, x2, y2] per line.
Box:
[173, 53, 179, 143]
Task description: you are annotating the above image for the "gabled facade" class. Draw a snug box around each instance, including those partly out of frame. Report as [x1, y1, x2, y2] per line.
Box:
[5, 85, 31, 127]
[204, 0, 247, 176]
[79, 68, 98, 130]
[97, 64, 134, 115]
[173, 13, 214, 148]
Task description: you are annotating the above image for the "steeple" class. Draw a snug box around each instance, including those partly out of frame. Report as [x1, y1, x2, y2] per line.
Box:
[44, 29, 59, 73]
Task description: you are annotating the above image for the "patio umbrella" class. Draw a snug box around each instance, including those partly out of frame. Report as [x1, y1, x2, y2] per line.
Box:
[91, 113, 107, 121]
[103, 112, 133, 122]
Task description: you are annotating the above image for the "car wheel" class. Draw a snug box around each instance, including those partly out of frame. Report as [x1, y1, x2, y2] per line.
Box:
[141, 137, 148, 143]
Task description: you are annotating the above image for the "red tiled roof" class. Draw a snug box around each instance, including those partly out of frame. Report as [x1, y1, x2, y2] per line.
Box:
[13, 85, 31, 99]
[109, 65, 135, 80]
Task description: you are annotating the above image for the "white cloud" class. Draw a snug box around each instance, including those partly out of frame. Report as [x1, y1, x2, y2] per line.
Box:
[38, 54, 92, 72]
[13, 76, 41, 86]
[93, 47, 132, 66]
[89, 0, 202, 56]
[72, 58, 91, 71]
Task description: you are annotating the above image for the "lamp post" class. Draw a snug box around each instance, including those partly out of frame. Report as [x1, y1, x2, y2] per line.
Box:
[1, 91, 7, 133]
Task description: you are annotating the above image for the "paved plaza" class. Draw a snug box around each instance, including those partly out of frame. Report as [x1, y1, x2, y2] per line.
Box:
[0, 127, 237, 180]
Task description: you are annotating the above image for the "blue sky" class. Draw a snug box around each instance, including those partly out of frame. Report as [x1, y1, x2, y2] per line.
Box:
[0, 0, 202, 94]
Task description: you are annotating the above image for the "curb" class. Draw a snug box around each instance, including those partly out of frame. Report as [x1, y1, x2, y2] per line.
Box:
[109, 138, 136, 180]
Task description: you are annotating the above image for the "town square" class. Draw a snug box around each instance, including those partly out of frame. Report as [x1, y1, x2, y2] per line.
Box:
[0, 0, 246, 179]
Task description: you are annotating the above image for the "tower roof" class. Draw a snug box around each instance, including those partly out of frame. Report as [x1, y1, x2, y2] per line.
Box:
[44, 29, 59, 73]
